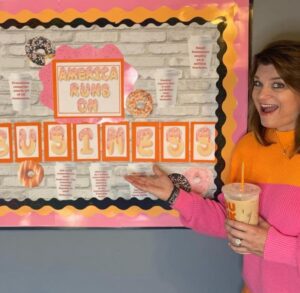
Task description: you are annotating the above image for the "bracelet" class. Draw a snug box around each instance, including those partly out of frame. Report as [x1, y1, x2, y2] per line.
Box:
[167, 186, 180, 206]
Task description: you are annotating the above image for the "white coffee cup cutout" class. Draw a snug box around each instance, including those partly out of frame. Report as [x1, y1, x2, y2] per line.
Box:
[9, 73, 32, 112]
[188, 35, 213, 78]
[155, 68, 180, 108]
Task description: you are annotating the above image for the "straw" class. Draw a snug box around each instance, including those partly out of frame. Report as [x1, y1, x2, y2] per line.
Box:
[240, 161, 245, 192]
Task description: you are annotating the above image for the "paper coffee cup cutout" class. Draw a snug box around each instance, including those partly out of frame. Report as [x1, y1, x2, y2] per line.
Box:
[129, 183, 156, 200]
[89, 163, 111, 199]
[188, 35, 213, 78]
[55, 162, 76, 198]
[9, 73, 32, 112]
[127, 163, 154, 176]
[155, 68, 180, 108]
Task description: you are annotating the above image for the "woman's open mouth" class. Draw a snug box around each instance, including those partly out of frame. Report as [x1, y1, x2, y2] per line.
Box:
[260, 104, 279, 114]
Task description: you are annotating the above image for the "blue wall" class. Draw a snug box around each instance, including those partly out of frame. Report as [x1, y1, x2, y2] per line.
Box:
[0, 229, 241, 293]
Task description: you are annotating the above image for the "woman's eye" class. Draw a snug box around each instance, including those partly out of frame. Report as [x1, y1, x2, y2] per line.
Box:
[253, 80, 261, 87]
[272, 82, 285, 89]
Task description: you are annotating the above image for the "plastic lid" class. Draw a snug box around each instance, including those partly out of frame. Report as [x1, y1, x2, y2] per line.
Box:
[222, 182, 261, 201]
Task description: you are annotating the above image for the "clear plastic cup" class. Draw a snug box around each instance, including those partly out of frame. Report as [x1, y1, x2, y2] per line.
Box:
[222, 183, 261, 225]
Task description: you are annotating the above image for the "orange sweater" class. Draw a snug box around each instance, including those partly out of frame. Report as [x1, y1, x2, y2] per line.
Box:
[229, 130, 300, 187]
[173, 130, 300, 293]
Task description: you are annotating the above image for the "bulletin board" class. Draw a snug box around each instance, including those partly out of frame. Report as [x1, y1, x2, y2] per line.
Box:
[0, 0, 250, 228]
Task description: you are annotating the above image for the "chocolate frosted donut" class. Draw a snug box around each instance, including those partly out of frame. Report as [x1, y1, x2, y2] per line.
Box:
[168, 173, 191, 192]
[25, 36, 55, 66]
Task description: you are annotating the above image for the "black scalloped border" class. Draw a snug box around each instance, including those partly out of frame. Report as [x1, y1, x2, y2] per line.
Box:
[0, 16, 206, 29]
[0, 16, 226, 210]
[214, 20, 227, 198]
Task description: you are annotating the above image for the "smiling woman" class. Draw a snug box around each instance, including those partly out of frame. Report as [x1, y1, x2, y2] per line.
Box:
[249, 40, 300, 155]
[252, 64, 300, 131]
[125, 39, 300, 293]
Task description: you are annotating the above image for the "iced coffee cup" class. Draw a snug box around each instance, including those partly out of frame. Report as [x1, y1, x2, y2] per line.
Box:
[222, 183, 261, 225]
[9, 73, 32, 112]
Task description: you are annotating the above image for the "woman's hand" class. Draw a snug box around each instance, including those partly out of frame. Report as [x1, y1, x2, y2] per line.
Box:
[124, 165, 174, 201]
[225, 217, 271, 256]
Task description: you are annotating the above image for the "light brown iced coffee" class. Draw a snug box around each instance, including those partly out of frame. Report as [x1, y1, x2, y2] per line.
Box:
[222, 183, 260, 225]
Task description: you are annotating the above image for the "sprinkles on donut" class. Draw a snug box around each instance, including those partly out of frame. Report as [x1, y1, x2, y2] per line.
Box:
[126, 89, 153, 118]
[25, 36, 55, 66]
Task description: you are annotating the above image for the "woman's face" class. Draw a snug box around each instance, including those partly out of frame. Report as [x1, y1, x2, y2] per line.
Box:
[252, 64, 300, 131]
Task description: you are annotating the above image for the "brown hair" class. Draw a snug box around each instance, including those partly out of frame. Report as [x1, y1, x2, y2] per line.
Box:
[248, 40, 300, 155]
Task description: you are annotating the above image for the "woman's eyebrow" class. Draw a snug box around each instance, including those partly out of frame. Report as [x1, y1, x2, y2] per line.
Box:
[253, 75, 282, 80]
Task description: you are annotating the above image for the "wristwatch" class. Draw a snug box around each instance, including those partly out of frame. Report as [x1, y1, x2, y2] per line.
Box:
[167, 185, 180, 206]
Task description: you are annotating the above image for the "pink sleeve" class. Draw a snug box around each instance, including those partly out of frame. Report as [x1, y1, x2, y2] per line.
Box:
[264, 226, 300, 267]
[172, 189, 227, 238]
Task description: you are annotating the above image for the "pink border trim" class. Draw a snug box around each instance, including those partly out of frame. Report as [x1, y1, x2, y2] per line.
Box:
[232, 6, 249, 142]
[1, 0, 250, 13]
[0, 212, 182, 228]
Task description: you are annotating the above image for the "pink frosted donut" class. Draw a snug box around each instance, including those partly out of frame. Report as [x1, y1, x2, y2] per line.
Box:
[79, 127, 93, 140]
[166, 127, 182, 142]
[183, 167, 213, 194]
[196, 127, 211, 141]
[49, 125, 65, 140]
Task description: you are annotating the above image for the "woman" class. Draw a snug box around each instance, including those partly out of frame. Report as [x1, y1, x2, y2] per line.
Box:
[125, 40, 300, 293]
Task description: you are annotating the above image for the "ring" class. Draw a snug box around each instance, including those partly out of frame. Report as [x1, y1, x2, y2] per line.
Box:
[235, 238, 242, 247]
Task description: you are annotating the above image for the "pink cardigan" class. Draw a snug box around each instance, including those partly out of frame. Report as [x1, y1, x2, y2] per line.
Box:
[172, 132, 300, 292]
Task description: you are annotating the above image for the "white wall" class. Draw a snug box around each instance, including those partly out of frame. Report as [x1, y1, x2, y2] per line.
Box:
[0, 22, 218, 200]
[252, 0, 300, 54]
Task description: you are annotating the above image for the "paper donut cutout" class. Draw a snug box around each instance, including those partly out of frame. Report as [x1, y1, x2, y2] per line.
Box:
[126, 89, 153, 117]
[18, 160, 44, 188]
[183, 167, 213, 194]
[25, 36, 55, 66]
